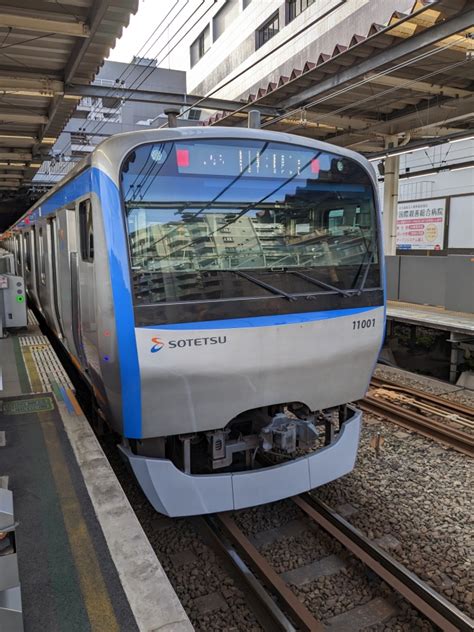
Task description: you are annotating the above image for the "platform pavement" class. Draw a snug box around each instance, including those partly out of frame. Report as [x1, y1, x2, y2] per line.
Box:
[0, 315, 193, 632]
[386, 300, 474, 336]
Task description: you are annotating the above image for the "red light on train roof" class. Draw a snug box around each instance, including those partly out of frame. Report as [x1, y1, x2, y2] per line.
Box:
[176, 149, 190, 168]
[311, 159, 320, 174]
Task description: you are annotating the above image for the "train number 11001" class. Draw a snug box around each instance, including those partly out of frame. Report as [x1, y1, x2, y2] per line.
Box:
[352, 318, 376, 330]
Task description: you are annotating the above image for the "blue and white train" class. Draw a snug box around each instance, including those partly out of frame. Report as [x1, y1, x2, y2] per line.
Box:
[3, 128, 385, 516]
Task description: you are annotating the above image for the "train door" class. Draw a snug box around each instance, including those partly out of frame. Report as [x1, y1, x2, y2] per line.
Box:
[75, 196, 100, 376]
[41, 217, 63, 337]
[56, 206, 81, 361]
[23, 232, 32, 294]
[48, 216, 64, 338]
[15, 233, 23, 277]
[28, 227, 40, 309]
[36, 221, 48, 317]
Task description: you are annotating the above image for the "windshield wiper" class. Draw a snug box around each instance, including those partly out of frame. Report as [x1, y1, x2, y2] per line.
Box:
[231, 270, 296, 301]
[289, 270, 355, 298]
[353, 250, 374, 295]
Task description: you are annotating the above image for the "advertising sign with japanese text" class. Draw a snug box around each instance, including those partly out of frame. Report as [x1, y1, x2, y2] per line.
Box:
[396, 198, 446, 250]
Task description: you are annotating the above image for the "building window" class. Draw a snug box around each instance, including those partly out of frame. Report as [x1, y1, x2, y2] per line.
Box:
[79, 199, 94, 262]
[287, 0, 315, 23]
[243, 0, 252, 8]
[190, 25, 211, 67]
[213, 0, 239, 41]
[256, 11, 279, 49]
[187, 108, 201, 121]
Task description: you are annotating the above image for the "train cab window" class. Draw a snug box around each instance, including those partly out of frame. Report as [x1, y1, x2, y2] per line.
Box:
[121, 139, 381, 321]
[79, 199, 94, 262]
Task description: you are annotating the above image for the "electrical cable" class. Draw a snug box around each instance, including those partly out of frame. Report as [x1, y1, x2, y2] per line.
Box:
[60, 0, 189, 155]
[271, 56, 469, 142]
[78, 1, 212, 146]
[85, 3, 464, 158]
[260, 34, 470, 130]
[69, 2, 218, 182]
[158, 0, 446, 127]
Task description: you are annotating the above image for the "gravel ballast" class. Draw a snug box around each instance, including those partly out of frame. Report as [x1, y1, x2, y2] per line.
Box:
[315, 415, 473, 620]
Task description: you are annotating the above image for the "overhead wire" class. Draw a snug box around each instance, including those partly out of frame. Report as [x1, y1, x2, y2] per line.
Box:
[71, 1, 218, 187]
[259, 34, 471, 130]
[75, 1, 214, 148]
[60, 0, 187, 156]
[61, 1, 469, 164]
[78, 0, 189, 133]
[278, 56, 470, 142]
[157, 0, 447, 127]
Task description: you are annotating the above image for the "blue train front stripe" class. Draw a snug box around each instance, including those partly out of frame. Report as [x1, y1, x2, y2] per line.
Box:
[142, 306, 379, 330]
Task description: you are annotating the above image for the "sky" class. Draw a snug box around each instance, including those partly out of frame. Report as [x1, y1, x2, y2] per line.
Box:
[108, 0, 190, 70]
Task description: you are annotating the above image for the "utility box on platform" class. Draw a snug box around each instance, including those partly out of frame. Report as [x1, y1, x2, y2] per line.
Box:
[0, 275, 27, 330]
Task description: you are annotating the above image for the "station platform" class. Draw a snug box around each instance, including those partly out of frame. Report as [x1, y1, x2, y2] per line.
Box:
[0, 313, 193, 632]
[386, 300, 474, 336]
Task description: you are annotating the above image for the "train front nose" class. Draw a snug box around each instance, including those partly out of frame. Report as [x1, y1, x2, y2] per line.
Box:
[135, 305, 383, 440]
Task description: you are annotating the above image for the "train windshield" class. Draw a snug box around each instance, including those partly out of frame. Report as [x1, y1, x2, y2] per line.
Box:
[121, 139, 380, 305]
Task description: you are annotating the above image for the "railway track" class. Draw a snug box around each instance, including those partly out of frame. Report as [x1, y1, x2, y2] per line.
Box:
[202, 495, 474, 632]
[359, 377, 474, 458]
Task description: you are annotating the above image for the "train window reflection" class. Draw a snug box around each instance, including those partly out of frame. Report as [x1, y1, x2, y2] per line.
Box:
[121, 139, 380, 305]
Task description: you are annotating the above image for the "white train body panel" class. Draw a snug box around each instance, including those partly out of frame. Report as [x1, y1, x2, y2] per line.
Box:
[137, 305, 383, 438]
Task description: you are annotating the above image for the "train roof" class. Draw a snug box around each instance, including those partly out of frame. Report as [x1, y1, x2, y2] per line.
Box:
[11, 127, 376, 230]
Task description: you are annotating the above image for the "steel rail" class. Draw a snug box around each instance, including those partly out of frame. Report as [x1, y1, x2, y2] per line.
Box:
[370, 377, 474, 418]
[199, 516, 297, 632]
[214, 512, 325, 632]
[294, 495, 474, 632]
[359, 395, 474, 457]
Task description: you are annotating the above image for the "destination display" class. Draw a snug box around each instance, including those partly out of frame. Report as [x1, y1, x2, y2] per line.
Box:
[168, 143, 335, 178]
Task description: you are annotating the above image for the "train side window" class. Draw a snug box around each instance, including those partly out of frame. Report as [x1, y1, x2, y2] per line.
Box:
[16, 235, 21, 270]
[25, 234, 31, 271]
[38, 226, 46, 284]
[79, 199, 94, 262]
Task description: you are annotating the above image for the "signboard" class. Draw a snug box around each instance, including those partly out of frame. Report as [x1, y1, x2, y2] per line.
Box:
[396, 198, 446, 250]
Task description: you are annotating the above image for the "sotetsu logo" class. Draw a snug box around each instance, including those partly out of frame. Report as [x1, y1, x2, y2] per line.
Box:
[150, 335, 227, 352]
[150, 337, 164, 353]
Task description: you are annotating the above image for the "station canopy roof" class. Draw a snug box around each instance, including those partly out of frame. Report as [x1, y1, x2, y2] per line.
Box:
[209, 0, 474, 156]
[0, 0, 137, 200]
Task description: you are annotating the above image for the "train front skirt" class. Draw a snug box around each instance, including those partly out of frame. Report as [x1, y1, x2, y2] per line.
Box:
[119, 406, 362, 517]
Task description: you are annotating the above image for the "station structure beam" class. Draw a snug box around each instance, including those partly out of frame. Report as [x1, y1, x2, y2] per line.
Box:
[66, 84, 283, 118]
[280, 9, 474, 111]
[64, 0, 110, 85]
[0, 0, 137, 220]
[0, 6, 89, 38]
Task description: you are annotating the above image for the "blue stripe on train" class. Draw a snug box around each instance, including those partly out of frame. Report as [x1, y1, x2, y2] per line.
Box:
[20, 167, 142, 439]
[141, 305, 380, 330]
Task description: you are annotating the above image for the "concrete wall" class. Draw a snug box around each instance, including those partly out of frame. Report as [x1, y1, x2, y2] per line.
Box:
[445, 256, 474, 313]
[386, 255, 474, 313]
[154, 0, 415, 99]
[398, 257, 446, 306]
[188, 0, 416, 99]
